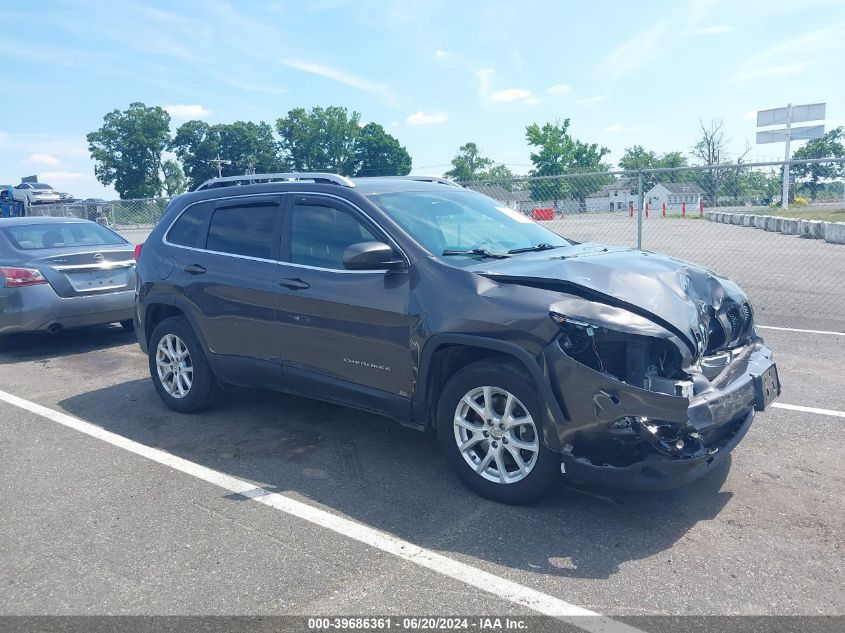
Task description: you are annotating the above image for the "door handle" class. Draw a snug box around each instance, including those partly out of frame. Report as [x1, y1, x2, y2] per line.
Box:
[278, 277, 310, 290]
[183, 264, 206, 275]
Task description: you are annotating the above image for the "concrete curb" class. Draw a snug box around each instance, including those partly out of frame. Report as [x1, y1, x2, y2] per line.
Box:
[705, 211, 843, 244]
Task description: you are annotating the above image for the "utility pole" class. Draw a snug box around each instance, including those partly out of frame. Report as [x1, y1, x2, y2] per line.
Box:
[209, 155, 231, 179]
[781, 104, 792, 210]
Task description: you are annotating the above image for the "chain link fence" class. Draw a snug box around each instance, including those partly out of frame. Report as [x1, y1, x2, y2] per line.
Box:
[464, 159, 845, 326]
[23, 158, 845, 326]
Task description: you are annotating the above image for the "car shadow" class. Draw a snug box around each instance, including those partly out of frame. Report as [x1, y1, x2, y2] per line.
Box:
[0, 324, 137, 363]
[59, 379, 732, 580]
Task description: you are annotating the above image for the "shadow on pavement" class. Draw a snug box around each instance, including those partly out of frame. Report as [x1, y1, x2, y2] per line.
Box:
[59, 378, 732, 580]
[0, 324, 137, 364]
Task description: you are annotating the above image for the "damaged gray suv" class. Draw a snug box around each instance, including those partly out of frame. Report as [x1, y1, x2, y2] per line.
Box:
[134, 173, 780, 504]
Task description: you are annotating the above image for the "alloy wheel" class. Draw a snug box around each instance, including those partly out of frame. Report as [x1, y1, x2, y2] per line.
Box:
[155, 333, 193, 398]
[453, 386, 539, 484]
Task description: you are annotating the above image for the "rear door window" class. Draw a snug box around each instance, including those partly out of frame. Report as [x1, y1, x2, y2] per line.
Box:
[204, 199, 281, 260]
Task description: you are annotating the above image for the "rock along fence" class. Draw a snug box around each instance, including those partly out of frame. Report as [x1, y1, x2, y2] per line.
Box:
[705, 211, 845, 245]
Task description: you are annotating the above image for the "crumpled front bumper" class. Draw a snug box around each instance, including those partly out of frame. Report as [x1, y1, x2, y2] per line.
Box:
[544, 337, 779, 491]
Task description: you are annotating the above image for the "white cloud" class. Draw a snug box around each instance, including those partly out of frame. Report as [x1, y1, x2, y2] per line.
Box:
[547, 83, 572, 94]
[576, 96, 604, 105]
[523, 97, 541, 106]
[743, 110, 757, 120]
[405, 111, 447, 125]
[732, 61, 813, 82]
[434, 49, 451, 58]
[490, 88, 532, 103]
[24, 153, 61, 166]
[283, 58, 397, 106]
[602, 20, 671, 81]
[694, 24, 735, 35]
[603, 124, 624, 132]
[164, 104, 211, 120]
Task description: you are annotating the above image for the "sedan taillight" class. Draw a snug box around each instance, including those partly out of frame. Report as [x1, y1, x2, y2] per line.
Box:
[0, 266, 48, 287]
[133, 243, 143, 260]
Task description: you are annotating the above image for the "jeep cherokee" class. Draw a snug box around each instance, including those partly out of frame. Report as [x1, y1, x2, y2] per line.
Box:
[134, 173, 780, 504]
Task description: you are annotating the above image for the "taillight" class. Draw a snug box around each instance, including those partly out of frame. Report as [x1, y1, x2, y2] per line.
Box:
[133, 243, 143, 260]
[0, 266, 48, 287]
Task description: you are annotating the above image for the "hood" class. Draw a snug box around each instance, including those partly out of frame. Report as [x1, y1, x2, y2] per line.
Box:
[469, 243, 748, 356]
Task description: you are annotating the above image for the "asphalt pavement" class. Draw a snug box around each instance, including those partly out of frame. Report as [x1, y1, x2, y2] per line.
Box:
[0, 322, 842, 628]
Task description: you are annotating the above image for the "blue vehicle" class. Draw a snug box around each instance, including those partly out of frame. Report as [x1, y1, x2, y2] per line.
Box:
[0, 186, 25, 218]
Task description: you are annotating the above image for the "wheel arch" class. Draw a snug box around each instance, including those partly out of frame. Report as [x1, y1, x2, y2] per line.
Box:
[413, 334, 567, 451]
[142, 297, 211, 356]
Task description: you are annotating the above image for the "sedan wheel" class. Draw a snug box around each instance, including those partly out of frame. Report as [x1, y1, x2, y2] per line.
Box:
[155, 333, 193, 398]
[454, 386, 539, 484]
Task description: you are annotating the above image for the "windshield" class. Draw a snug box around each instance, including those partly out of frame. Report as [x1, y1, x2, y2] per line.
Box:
[368, 189, 570, 266]
[32, 184, 54, 190]
[2, 223, 127, 250]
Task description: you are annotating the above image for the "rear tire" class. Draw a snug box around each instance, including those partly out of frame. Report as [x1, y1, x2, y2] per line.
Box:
[436, 359, 559, 504]
[148, 317, 216, 413]
[0, 335, 11, 352]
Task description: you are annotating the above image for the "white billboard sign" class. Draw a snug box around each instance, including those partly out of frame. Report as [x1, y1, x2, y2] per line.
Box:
[756, 125, 825, 144]
[757, 103, 826, 127]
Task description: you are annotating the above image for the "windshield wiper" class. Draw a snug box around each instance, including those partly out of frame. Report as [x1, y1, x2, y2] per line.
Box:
[507, 243, 566, 254]
[442, 248, 511, 259]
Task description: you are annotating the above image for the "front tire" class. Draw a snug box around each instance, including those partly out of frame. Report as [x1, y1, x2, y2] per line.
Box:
[436, 359, 559, 504]
[148, 317, 216, 413]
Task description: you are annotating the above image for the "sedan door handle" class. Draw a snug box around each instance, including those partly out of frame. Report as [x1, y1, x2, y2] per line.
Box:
[183, 264, 206, 275]
[278, 277, 310, 290]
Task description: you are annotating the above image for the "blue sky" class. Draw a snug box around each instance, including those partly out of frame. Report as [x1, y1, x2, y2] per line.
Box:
[1, 0, 843, 198]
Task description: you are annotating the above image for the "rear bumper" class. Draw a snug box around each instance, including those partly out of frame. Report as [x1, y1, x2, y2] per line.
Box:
[0, 284, 134, 335]
[546, 338, 778, 491]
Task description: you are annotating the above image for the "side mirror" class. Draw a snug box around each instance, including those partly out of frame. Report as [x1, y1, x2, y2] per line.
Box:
[343, 241, 405, 271]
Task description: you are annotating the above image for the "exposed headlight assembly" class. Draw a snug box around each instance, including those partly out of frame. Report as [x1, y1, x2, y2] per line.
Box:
[550, 311, 689, 392]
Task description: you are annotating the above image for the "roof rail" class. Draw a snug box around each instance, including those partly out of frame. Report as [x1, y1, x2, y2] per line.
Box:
[377, 176, 462, 187]
[195, 172, 356, 191]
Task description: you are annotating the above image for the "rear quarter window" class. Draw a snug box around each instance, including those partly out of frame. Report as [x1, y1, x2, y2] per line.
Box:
[166, 202, 213, 247]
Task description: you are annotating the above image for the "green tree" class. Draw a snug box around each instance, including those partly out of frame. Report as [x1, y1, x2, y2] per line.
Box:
[793, 126, 845, 199]
[87, 102, 171, 199]
[618, 145, 691, 191]
[275, 107, 412, 177]
[480, 163, 516, 181]
[354, 123, 412, 176]
[525, 119, 610, 204]
[276, 106, 361, 174]
[161, 159, 187, 196]
[172, 120, 286, 189]
[444, 142, 494, 182]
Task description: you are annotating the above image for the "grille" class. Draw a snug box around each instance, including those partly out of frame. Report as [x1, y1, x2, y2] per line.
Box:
[740, 301, 753, 330]
[726, 305, 742, 337]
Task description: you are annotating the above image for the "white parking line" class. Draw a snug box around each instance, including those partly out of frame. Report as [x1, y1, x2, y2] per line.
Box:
[757, 325, 845, 336]
[772, 402, 845, 418]
[0, 388, 640, 633]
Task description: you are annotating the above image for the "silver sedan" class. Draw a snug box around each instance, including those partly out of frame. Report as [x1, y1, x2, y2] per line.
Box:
[0, 217, 137, 350]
